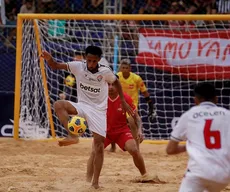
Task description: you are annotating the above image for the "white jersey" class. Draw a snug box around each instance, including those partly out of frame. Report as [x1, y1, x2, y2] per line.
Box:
[171, 102, 230, 184]
[67, 60, 116, 111]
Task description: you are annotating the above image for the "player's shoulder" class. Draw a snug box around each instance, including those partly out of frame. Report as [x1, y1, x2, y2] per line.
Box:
[98, 63, 113, 73]
[130, 72, 142, 80]
[67, 60, 84, 65]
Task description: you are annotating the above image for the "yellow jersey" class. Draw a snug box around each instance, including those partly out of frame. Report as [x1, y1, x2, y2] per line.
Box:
[117, 72, 147, 107]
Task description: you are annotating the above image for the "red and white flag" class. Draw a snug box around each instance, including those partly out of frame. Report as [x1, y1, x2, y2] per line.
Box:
[136, 28, 230, 79]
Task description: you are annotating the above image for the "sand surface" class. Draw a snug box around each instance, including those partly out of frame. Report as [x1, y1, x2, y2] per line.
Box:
[0, 138, 230, 192]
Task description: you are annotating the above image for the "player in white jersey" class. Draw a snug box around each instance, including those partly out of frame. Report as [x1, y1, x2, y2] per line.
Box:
[166, 82, 230, 192]
[41, 46, 133, 189]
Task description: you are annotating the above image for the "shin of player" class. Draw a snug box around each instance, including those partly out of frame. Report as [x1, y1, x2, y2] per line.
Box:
[41, 46, 133, 189]
[166, 82, 230, 192]
[87, 82, 147, 182]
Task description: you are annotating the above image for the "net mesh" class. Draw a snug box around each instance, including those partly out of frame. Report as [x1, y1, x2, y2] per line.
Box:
[19, 17, 230, 139]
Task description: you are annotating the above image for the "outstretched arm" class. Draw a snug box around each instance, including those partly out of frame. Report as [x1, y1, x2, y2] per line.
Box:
[113, 79, 134, 117]
[41, 50, 68, 70]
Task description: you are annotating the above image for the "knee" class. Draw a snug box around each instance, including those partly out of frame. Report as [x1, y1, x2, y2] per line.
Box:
[94, 141, 104, 155]
[128, 146, 139, 157]
[54, 100, 64, 112]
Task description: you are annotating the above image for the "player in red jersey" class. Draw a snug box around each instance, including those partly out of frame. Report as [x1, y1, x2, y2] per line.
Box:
[86, 82, 149, 182]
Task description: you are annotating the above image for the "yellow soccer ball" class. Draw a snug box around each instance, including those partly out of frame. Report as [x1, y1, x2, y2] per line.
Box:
[65, 75, 76, 87]
[68, 116, 87, 136]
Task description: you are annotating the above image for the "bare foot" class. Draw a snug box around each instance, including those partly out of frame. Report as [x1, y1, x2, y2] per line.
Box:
[58, 137, 79, 147]
[133, 173, 166, 184]
[91, 183, 100, 189]
[109, 143, 116, 152]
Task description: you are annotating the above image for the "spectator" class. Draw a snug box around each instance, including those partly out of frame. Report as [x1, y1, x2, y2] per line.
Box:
[138, 0, 170, 14]
[122, 0, 136, 14]
[0, 0, 6, 25]
[217, 0, 230, 13]
[166, 1, 186, 28]
[4, 0, 17, 49]
[138, 0, 161, 14]
[20, 0, 35, 13]
[91, 0, 103, 13]
[82, 0, 103, 13]
[182, 0, 216, 14]
[37, 0, 57, 13]
[5, 0, 16, 20]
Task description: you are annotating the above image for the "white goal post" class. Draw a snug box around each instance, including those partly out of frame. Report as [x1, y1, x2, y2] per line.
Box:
[14, 14, 230, 142]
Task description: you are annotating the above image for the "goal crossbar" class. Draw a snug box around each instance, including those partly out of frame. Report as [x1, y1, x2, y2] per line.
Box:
[17, 14, 230, 21]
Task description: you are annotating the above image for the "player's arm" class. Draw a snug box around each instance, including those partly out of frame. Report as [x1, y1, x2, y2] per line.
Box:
[132, 110, 144, 142]
[166, 113, 187, 155]
[41, 50, 68, 70]
[113, 79, 134, 117]
[137, 76, 156, 119]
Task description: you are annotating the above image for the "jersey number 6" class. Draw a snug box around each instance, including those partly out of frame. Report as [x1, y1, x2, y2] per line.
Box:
[203, 119, 221, 149]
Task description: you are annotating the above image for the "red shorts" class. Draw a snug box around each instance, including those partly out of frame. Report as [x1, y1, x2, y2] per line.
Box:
[104, 127, 133, 151]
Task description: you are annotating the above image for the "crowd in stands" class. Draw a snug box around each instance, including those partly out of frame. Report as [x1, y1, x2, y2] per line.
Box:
[0, 0, 230, 49]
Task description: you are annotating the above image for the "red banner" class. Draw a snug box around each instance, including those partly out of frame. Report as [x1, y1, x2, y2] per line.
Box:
[136, 28, 230, 80]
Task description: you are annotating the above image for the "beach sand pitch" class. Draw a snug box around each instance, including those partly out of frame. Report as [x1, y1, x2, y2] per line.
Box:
[1, 138, 230, 192]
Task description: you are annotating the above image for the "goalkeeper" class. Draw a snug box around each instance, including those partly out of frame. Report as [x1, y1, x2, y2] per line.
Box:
[110, 58, 156, 152]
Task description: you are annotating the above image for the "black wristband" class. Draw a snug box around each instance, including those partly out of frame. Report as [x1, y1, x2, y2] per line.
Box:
[145, 96, 152, 103]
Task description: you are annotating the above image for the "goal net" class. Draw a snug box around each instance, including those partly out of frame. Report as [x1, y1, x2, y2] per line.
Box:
[14, 14, 230, 140]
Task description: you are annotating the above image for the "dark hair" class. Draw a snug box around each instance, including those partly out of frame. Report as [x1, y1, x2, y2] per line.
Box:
[85, 46, 102, 57]
[194, 82, 216, 101]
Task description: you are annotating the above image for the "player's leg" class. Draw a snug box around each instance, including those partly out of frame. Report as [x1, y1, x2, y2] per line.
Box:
[86, 136, 112, 183]
[86, 142, 95, 183]
[109, 142, 116, 152]
[116, 129, 146, 176]
[124, 139, 147, 175]
[53, 100, 79, 146]
[91, 132, 105, 189]
[84, 108, 107, 189]
[127, 116, 140, 149]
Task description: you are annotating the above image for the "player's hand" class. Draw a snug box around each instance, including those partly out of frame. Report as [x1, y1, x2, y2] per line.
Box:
[41, 51, 57, 69]
[121, 100, 134, 117]
[148, 101, 156, 121]
[41, 50, 52, 61]
[137, 132, 144, 143]
[59, 93, 66, 100]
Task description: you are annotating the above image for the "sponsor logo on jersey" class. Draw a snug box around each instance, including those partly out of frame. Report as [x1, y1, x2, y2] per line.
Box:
[117, 108, 122, 111]
[80, 82, 101, 93]
[97, 75, 103, 82]
[129, 84, 134, 89]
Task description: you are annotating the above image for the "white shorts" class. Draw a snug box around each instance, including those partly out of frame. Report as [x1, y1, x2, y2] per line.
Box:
[68, 101, 107, 137]
[179, 170, 228, 192]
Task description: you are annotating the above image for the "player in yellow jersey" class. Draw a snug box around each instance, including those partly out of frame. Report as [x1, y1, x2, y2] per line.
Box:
[110, 59, 156, 152]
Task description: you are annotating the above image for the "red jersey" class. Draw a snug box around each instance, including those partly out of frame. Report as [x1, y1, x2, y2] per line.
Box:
[107, 93, 136, 134]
